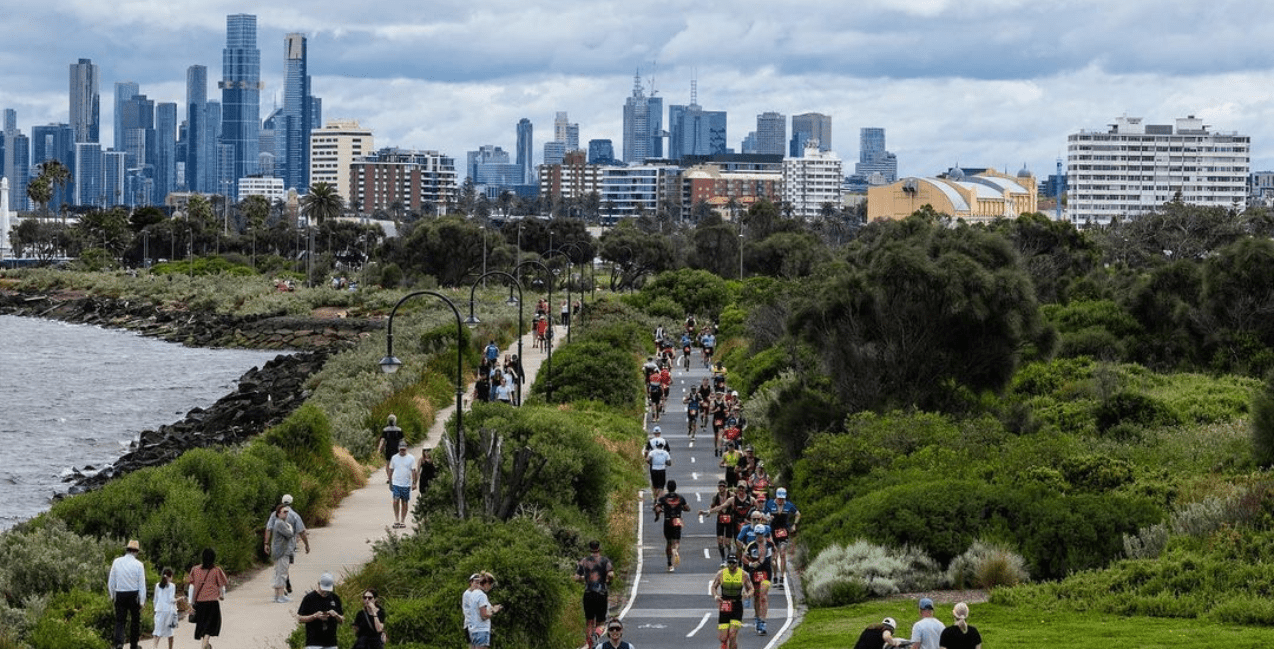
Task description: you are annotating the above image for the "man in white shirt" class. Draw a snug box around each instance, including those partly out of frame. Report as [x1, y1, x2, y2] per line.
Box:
[107, 539, 146, 649]
[910, 597, 945, 649]
[388, 440, 418, 529]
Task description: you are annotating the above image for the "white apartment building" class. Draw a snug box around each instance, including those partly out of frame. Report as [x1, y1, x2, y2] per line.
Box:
[600, 164, 682, 222]
[782, 144, 843, 218]
[310, 120, 374, 200]
[238, 176, 286, 204]
[1066, 115, 1249, 226]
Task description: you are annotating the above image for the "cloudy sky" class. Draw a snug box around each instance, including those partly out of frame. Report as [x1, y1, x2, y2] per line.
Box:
[4, 0, 1274, 180]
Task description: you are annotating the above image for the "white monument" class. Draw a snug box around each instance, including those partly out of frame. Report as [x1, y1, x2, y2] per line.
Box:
[0, 177, 10, 262]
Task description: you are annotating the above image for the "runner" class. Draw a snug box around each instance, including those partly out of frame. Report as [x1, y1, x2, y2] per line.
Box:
[653, 479, 690, 572]
[721, 442, 743, 489]
[763, 487, 801, 589]
[710, 554, 752, 649]
[698, 480, 735, 561]
[684, 391, 701, 441]
[711, 394, 729, 456]
[701, 330, 716, 368]
[711, 361, 728, 392]
[697, 378, 712, 428]
[737, 512, 774, 636]
[574, 540, 614, 649]
[647, 371, 665, 422]
[646, 436, 671, 502]
[729, 483, 755, 539]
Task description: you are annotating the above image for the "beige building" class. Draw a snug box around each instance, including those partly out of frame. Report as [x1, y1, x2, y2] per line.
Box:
[309, 120, 373, 201]
[867, 167, 1037, 223]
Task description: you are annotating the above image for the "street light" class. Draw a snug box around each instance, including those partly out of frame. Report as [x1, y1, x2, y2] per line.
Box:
[555, 241, 593, 329]
[514, 259, 556, 402]
[544, 249, 574, 344]
[466, 271, 524, 405]
[378, 290, 468, 518]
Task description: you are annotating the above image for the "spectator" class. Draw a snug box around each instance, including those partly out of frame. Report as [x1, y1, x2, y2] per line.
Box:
[108, 539, 146, 649]
[298, 573, 345, 649]
[187, 548, 228, 649]
[939, 602, 982, 649]
[352, 588, 387, 649]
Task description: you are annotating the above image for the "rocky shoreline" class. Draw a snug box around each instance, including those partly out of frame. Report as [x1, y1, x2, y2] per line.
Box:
[0, 290, 383, 496]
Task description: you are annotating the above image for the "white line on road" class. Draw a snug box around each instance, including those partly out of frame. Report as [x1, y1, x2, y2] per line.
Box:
[761, 568, 796, 649]
[703, 548, 710, 559]
[687, 612, 712, 637]
[692, 472, 701, 480]
[619, 491, 644, 622]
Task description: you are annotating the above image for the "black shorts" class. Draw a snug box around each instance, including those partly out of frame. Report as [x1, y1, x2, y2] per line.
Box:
[663, 518, 683, 541]
[715, 519, 735, 537]
[717, 597, 744, 626]
[582, 590, 608, 623]
[650, 469, 667, 490]
[687, 409, 699, 421]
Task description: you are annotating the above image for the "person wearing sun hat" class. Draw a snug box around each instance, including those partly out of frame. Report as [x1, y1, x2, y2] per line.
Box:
[108, 539, 146, 649]
[853, 616, 905, 649]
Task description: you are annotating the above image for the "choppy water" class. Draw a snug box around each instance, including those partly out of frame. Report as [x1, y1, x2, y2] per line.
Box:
[0, 315, 283, 530]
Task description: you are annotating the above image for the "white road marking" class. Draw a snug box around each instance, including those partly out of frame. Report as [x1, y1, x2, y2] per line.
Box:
[618, 491, 645, 622]
[688, 612, 712, 637]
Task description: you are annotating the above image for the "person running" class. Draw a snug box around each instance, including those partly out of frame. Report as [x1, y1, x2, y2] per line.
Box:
[737, 512, 774, 636]
[643, 426, 670, 458]
[721, 442, 743, 488]
[647, 371, 665, 422]
[730, 483, 755, 539]
[749, 462, 771, 503]
[653, 479, 691, 572]
[699, 480, 736, 561]
[684, 390, 702, 440]
[763, 487, 801, 588]
[711, 554, 753, 649]
[712, 361, 728, 392]
[646, 434, 672, 501]
[697, 378, 713, 427]
[711, 395, 729, 456]
[595, 618, 634, 649]
[701, 330, 716, 367]
[574, 540, 614, 648]
[658, 365, 672, 401]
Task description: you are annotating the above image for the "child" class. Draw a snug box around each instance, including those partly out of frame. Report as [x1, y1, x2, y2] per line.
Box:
[152, 567, 178, 649]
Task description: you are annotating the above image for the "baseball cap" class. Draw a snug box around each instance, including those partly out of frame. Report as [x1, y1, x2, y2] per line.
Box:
[281, 494, 294, 505]
[919, 597, 934, 610]
[882, 617, 897, 630]
[588, 540, 601, 551]
[319, 573, 335, 590]
[653, 426, 662, 433]
[775, 488, 787, 498]
[398, 440, 408, 449]
[469, 573, 483, 583]
[726, 554, 738, 563]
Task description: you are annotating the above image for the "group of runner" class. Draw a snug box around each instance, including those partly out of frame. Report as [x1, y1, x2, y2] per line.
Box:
[642, 317, 801, 649]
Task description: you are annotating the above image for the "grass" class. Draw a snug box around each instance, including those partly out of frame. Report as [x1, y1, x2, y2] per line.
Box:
[789, 601, 1273, 649]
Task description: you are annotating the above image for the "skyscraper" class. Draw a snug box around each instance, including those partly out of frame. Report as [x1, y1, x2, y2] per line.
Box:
[119, 94, 154, 170]
[154, 103, 178, 203]
[74, 142, 103, 206]
[668, 103, 727, 160]
[220, 13, 262, 198]
[622, 72, 662, 164]
[69, 58, 100, 144]
[587, 139, 616, 165]
[114, 81, 139, 152]
[855, 127, 897, 184]
[186, 65, 209, 193]
[755, 112, 786, 156]
[5, 131, 29, 211]
[554, 112, 579, 151]
[790, 112, 832, 157]
[516, 118, 533, 184]
[32, 123, 76, 212]
[278, 33, 313, 192]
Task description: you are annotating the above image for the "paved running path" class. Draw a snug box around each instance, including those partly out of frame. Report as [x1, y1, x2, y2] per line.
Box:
[203, 327, 556, 649]
[617, 353, 799, 649]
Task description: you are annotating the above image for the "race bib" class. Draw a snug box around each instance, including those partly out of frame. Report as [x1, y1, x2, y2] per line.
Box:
[671, 518, 683, 528]
[719, 600, 734, 613]
[752, 570, 768, 584]
[718, 513, 732, 524]
[774, 527, 789, 540]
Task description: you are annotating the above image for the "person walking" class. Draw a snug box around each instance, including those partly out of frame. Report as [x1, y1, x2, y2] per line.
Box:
[108, 539, 146, 649]
[911, 597, 945, 649]
[269, 504, 296, 603]
[187, 548, 228, 649]
[352, 588, 387, 649]
[151, 568, 178, 649]
[376, 415, 405, 483]
[417, 449, 437, 495]
[388, 440, 418, 529]
[711, 554, 753, 649]
[263, 493, 310, 598]
[298, 573, 345, 649]
[574, 540, 614, 647]
[939, 602, 982, 649]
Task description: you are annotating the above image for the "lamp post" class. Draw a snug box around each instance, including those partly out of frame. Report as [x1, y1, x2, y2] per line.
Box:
[514, 259, 555, 402]
[378, 290, 468, 518]
[465, 271, 524, 405]
[544, 249, 574, 344]
[555, 241, 593, 327]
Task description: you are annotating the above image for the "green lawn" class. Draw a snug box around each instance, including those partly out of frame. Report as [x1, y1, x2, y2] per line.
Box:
[788, 601, 1271, 648]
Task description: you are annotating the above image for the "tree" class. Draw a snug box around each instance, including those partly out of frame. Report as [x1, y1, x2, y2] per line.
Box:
[301, 181, 345, 258]
[26, 176, 52, 216]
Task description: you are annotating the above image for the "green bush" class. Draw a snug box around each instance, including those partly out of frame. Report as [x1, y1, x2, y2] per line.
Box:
[0, 518, 118, 607]
[802, 540, 943, 608]
[1252, 373, 1274, 468]
[1095, 391, 1180, 433]
[30, 588, 113, 649]
[530, 341, 640, 408]
[947, 540, 1030, 589]
[636, 268, 731, 318]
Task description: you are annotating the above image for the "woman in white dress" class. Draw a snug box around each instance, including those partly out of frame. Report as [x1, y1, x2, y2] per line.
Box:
[151, 567, 177, 649]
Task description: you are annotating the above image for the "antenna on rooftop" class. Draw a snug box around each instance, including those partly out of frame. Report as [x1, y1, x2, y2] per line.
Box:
[690, 68, 698, 106]
[648, 61, 658, 96]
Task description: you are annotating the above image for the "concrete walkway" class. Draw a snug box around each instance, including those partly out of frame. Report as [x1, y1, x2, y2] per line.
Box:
[204, 327, 556, 649]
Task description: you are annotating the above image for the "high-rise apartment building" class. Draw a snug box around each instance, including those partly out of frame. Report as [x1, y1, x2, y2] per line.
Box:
[74, 143, 103, 206]
[349, 147, 458, 215]
[32, 123, 76, 212]
[855, 127, 897, 184]
[1066, 115, 1250, 226]
[154, 103, 178, 203]
[783, 144, 843, 219]
[220, 13, 262, 198]
[755, 112, 786, 156]
[104, 150, 127, 206]
[185, 65, 210, 193]
[278, 33, 314, 192]
[790, 112, 832, 156]
[113, 82, 139, 152]
[4, 131, 29, 211]
[309, 119, 372, 200]
[554, 112, 579, 151]
[119, 94, 154, 169]
[622, 72, 663, 164]
[69, 58, 100, 144]
[516, 118, 534, 185]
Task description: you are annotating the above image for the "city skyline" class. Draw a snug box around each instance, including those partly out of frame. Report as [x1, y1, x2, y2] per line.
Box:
[2, 1, 1274, 188]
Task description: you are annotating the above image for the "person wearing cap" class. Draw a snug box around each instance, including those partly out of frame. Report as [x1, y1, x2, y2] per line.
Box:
[643, 426, 670, 457]
[653, 479, 691, 571]
[298, 572, 344, 649]
[910, 597, 944, 649]
[574, 540, 614, 647]
[939, 602, 982, 649]
[646, 434, 672, 502]
[376, 414, 405, 483]
[853, 617, 904, 649]
[699, 480, 736, 561]
[108, 539, 146, 649]
[711, 553, 753, 649]
[467, 572, 502, 649]
[736, 511, 774, 636]
[388, 439, 418, 529]
[263, 493, 310, 596]
[596, 618, 634, 649]
[462, 573, 483, 646]
[762, 486, 800, 588]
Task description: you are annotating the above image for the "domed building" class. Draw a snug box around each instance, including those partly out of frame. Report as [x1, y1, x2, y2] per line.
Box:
[867, 166, 1037, 224]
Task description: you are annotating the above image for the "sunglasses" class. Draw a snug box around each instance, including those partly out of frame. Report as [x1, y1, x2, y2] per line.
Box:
[363, 595, 374, 600]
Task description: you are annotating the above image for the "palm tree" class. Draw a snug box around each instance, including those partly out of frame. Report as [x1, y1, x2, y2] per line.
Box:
[26, 176, 52, 216]
[300, 182, 344, 285]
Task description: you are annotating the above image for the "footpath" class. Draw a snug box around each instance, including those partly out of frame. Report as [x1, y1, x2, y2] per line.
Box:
[207, 327, 554, 649]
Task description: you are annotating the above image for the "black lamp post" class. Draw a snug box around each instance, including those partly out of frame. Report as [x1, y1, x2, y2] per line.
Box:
[514, 259, 555, 402]
[378, 291, 468, 518]
[465, 271, 524, 405]
[555, 241, 592, 331]
[545, 249, 574, 344]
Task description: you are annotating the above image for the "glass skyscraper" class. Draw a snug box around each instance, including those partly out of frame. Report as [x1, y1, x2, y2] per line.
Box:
[668, 103, 727, 160]
[220, 13, 261, 198]
[516, 118, 533, 184]
[622, 72, 662, 164]
[69, 58, 100, 144]
[186, 65, 209, 193]
[32, 123, 75, 212]
[790, 112, 832, 157]
[279, 33, 313, 192]
[114, 81, 139, 152]
[154, 103, 178, 204]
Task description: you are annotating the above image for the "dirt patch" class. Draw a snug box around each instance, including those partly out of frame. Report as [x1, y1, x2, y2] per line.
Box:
[310, 306, 349, 319]
[889, 589, 990, 605]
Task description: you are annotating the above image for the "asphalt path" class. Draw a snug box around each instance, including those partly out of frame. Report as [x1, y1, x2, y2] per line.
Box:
[615, 353, 798, 649]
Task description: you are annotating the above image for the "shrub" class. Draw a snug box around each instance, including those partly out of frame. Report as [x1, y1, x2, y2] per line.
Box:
[946, 540, 1030, 589]
[802, 540, 943, 608]
[0, 518, 118, 607]
[1095, 391, 1180, 433]
[530, 341, 640, 408]
[1252, 372, 1274, 468]
[29, 588, 114, 649]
